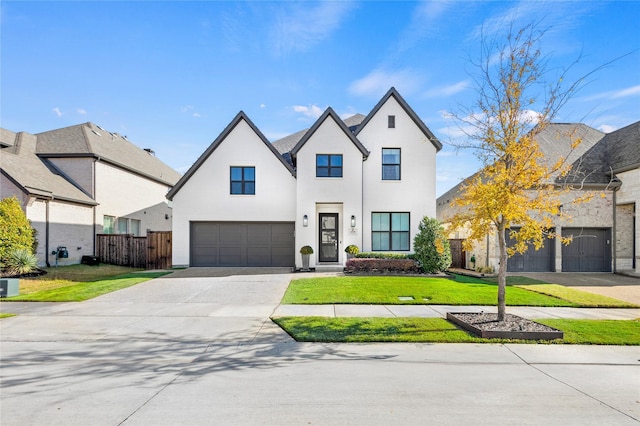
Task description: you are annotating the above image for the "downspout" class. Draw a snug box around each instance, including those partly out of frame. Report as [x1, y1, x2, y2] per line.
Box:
[612, 182, 618, 273]
[361, 157, 364, 251]
[45, 199, 51, 267]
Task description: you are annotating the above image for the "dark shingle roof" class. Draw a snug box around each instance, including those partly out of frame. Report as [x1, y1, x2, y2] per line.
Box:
[290, 108, 369, 158]
[36, 123, 181, 186]
[271, 113, 365, 155]
[566, 121, 640, 184]
[1, 130, 97, 205]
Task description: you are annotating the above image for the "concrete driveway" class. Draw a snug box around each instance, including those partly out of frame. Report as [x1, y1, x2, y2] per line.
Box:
[514, 272, 640, 305]
[1, 269, 639, 425]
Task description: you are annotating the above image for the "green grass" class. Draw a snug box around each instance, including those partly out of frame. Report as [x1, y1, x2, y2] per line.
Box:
[0, 313, 16, 319]
[537, 319, 640, 345]
[273, 316, 640, 345]
[281, 275, 633, 307]
[516, 284, 638, 307]
[5, 271, 169, 302]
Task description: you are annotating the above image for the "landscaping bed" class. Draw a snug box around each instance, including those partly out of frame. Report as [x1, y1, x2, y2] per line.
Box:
[446, 312, 564, 340]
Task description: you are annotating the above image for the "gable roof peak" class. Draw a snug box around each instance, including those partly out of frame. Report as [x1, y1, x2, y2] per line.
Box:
[166, 110, 295, 200]
[355, 87, 442, 151]
[290, 107, 369, 158]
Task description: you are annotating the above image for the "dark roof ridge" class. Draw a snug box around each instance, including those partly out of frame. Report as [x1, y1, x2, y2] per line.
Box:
[167, 111, 295, 200]
[355, 87, 442, 151]
[290, 107, 370, 158]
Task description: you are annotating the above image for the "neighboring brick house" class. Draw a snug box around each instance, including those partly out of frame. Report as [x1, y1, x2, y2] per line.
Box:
[1, 123, 180, 266]
[167, 87, 442, 269]
[437, 121, 639, 274]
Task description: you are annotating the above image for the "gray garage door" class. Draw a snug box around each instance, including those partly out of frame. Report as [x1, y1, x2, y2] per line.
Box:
[190, 222, 295, 267]
[561, 228, 611, 272]
[506, 228, 555, 272]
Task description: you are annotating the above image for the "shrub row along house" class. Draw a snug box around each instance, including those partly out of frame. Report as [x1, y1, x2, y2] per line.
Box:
[437, 121, 640, 275]
[0, 123, 180, 266]
[168, 88, 442, 269]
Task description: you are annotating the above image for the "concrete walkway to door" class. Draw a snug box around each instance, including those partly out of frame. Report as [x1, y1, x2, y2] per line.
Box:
[1, 268, 639, 425]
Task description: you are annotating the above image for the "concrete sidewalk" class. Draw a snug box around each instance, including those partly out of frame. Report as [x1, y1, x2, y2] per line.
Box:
[2, 271, 640, 425]
[272, 303, 640, 320]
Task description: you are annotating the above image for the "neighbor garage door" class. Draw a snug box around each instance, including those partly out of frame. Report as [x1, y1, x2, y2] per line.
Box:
[190, 222, 295, 267]
[506, 229, 555, 272]
[561, 228, 611, 272]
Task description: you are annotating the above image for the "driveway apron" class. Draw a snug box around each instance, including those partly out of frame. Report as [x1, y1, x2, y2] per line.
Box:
[1, 269, 639, 426]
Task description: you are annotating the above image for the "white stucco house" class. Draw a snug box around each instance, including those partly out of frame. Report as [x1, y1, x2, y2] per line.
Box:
[167, 87, 442, 269]
[1, 123, 181, 267]
[437, 120, 640, 274]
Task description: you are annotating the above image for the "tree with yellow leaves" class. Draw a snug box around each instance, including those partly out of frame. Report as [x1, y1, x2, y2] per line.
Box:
[448, 23, 597, 321]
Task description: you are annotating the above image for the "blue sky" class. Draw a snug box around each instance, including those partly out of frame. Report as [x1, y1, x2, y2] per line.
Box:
[2, 1, 639, 196]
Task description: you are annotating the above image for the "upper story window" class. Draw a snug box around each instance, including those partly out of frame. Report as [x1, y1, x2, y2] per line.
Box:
[382, 148, 401, 180]
[230, 166, 255, 194]
[372, 212, 410, 251]
[388, 115, 395, 128]
[316, 154, 343, 177]
[103, 215, 115, 234]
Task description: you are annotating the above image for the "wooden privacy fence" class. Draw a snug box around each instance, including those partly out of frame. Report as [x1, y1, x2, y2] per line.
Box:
[96, 231, 172, 269]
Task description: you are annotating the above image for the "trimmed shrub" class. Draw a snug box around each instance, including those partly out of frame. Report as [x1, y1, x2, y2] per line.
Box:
[355, 252, 411, 259]
[0, 197, 34, 263]
[413, 217, 452, 273]
[344, 245, 360, 255]
[345, 258, 421, 273]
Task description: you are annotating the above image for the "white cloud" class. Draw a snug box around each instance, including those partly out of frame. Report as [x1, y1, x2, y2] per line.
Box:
[292, 104, 324, 119]
[349, 69, 423, 98]
[612, 85, 640, 98]
[52, 107, 62, 117]
[193, 113, 202, 118]
[271, 2, 355, 55]
[260, 103, 266, 109]
[597, 124, 617, 133]
[77, 108, 87, 115]
[584, 85, 640, 102]
[424, 80, 470, 98]
[395, 1, 454, 52]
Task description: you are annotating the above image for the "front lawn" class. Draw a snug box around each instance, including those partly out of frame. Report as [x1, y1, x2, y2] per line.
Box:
[273, 317, 640, 345]
[281, 275, 635, 307]
[4, 264, 170, 302]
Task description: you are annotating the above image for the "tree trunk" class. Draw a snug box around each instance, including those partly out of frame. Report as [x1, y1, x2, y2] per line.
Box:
[496, 221, 508, 321]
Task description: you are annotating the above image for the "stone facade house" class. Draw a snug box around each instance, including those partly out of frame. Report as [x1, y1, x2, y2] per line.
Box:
[168, 88, 442, 269]
[1, 123, 180, 266]
[437, 121, 639, 274]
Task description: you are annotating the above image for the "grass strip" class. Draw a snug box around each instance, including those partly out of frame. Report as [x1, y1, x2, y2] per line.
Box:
[281, 275, 633, 307]
[0, 313, 16, 319]
[5, 272, 169, 302]
[273, 316, 640, 345]
[516, 284, 639, 308]
[282, 275, 576, 306]
[537, 319, 640, 345]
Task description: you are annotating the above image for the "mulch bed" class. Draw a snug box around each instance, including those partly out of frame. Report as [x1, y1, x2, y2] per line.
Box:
[447, 312, 564, 340]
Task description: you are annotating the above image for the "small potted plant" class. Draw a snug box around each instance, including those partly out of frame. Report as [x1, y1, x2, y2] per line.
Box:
[300, 245, 314, 271]
[344, 244, 359, 260]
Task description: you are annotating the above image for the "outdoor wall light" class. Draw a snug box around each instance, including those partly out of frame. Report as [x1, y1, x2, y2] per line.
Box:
[303, 215, 308, 227]
[351, 215, 356, 228]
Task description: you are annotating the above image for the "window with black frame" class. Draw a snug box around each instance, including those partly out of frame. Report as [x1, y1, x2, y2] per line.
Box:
[382, 148, 400, 180]
[316, 154, 343, 177]
[372, 212, 410, 250]
[230, 166, 255, 194]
